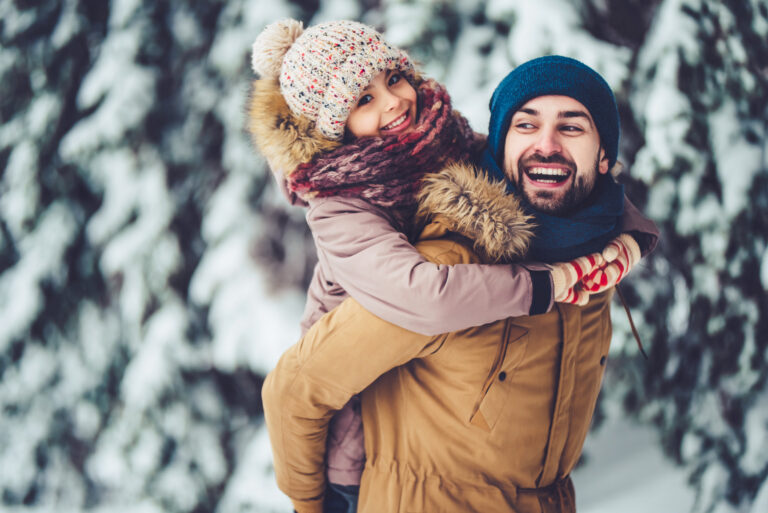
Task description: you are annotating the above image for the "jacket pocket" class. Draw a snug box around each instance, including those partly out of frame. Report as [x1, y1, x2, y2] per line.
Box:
[469, 321, 529, 431]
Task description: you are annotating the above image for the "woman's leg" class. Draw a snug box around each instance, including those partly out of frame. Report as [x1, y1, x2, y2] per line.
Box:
[323, 483, 360, 513]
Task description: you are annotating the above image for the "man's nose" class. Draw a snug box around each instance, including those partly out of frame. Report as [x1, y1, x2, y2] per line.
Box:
[533, 129, 562, 156]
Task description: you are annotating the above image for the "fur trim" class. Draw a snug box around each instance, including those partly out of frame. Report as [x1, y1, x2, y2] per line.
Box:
[246, 78, 340, 174]
[416, 163, 534, 263]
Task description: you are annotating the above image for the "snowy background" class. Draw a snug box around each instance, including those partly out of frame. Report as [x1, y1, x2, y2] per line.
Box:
[1, 0, 766, 512]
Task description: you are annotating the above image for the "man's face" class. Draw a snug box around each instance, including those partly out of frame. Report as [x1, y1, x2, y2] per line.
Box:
[503, 95, 610, 215]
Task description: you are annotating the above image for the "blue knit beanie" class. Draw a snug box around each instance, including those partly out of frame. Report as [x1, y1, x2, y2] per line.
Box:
[487, 55, 620, 169]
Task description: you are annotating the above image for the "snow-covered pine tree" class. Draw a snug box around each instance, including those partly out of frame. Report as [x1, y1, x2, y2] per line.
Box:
[0, 0, 314, 511]
[626, 1, 768, 511]
[3, 0, 767, 511]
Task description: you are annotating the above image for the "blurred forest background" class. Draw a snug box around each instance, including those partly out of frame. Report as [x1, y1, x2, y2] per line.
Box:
[0, 0, 767, 512]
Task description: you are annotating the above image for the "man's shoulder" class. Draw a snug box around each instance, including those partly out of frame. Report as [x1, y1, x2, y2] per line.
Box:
[415, 231, 482, 266]
[415, 163, 533, 264]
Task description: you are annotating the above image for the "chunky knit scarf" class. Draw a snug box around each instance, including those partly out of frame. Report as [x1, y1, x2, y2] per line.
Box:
[286, 80, 484, 208]
[481, 147, 624, 263]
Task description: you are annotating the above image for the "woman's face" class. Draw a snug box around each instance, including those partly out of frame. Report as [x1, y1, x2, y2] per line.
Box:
[346, 70, 418, 139]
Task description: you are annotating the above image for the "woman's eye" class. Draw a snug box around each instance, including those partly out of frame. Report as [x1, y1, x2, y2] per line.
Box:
[561, 125, 583, 133]
[358, 94, 373, 106]
[388, 73, 401, 86]
[515, 122, 535, 130]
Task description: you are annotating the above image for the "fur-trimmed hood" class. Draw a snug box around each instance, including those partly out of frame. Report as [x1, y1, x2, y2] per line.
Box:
[416, 162, 534, 263]
[246, 77, 341, 177]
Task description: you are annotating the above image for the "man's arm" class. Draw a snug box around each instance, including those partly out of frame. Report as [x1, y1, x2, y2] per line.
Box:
[261, 299, 443, 513]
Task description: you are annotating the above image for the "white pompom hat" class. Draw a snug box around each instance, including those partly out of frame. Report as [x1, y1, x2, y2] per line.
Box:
[251, 19, 414, 140]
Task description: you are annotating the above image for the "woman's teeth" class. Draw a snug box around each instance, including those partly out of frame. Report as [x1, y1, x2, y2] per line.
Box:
[383, 113, 407, 130]
[526, 167, 570, 184]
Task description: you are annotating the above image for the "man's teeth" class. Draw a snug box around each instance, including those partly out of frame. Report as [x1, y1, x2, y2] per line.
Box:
[527, 167, 569, 184]
[383, 113, 407, 130]
[529, 167, 568, 176]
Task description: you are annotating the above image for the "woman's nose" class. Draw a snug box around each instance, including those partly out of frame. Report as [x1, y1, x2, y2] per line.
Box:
[381, 89, 401, 111]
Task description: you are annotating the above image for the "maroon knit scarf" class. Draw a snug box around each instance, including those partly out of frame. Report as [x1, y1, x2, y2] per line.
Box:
[286, 80, 484, 209]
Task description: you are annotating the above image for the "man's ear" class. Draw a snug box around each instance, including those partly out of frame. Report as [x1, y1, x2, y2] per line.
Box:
[598, 147, 610, 175]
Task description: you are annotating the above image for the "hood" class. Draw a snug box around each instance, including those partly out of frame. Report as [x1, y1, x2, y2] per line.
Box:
[415, 162, 534, 263]
[246, 78, 341, 204]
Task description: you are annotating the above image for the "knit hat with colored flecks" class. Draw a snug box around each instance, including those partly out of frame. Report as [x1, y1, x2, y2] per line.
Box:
[251, 19, 414, 140]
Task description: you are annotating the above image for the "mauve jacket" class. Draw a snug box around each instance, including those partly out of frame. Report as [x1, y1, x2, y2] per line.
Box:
[301, 191, 657, 335]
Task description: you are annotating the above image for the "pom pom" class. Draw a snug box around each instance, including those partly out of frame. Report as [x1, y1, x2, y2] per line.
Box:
[251, 19, 304, 78]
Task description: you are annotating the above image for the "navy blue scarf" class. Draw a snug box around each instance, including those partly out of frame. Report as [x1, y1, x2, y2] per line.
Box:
[480, 147, 624, 263]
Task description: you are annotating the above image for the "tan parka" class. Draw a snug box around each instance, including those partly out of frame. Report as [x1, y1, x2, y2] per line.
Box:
[262, 163, 615, 513]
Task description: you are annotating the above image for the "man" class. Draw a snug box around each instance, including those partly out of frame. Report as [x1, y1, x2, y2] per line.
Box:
[262, 56, 658, 513]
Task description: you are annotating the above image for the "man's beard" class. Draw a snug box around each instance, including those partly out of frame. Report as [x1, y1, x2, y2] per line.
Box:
[512, 153, 600, 216]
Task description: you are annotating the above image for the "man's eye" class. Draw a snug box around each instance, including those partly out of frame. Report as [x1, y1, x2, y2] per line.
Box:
[388, 73, 401, 86]
[561, 125, 583, 132]
[358, 94, 373, 106]
[515, 122, 535, 130]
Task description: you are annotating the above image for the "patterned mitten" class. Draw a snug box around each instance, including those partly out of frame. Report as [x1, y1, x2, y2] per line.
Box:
[581, 234, 641, 294]
[558, 282, 591, 306]
[549, 253, 605, 304]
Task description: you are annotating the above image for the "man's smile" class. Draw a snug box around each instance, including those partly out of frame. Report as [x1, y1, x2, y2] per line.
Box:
[523, 164, 573, 189]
